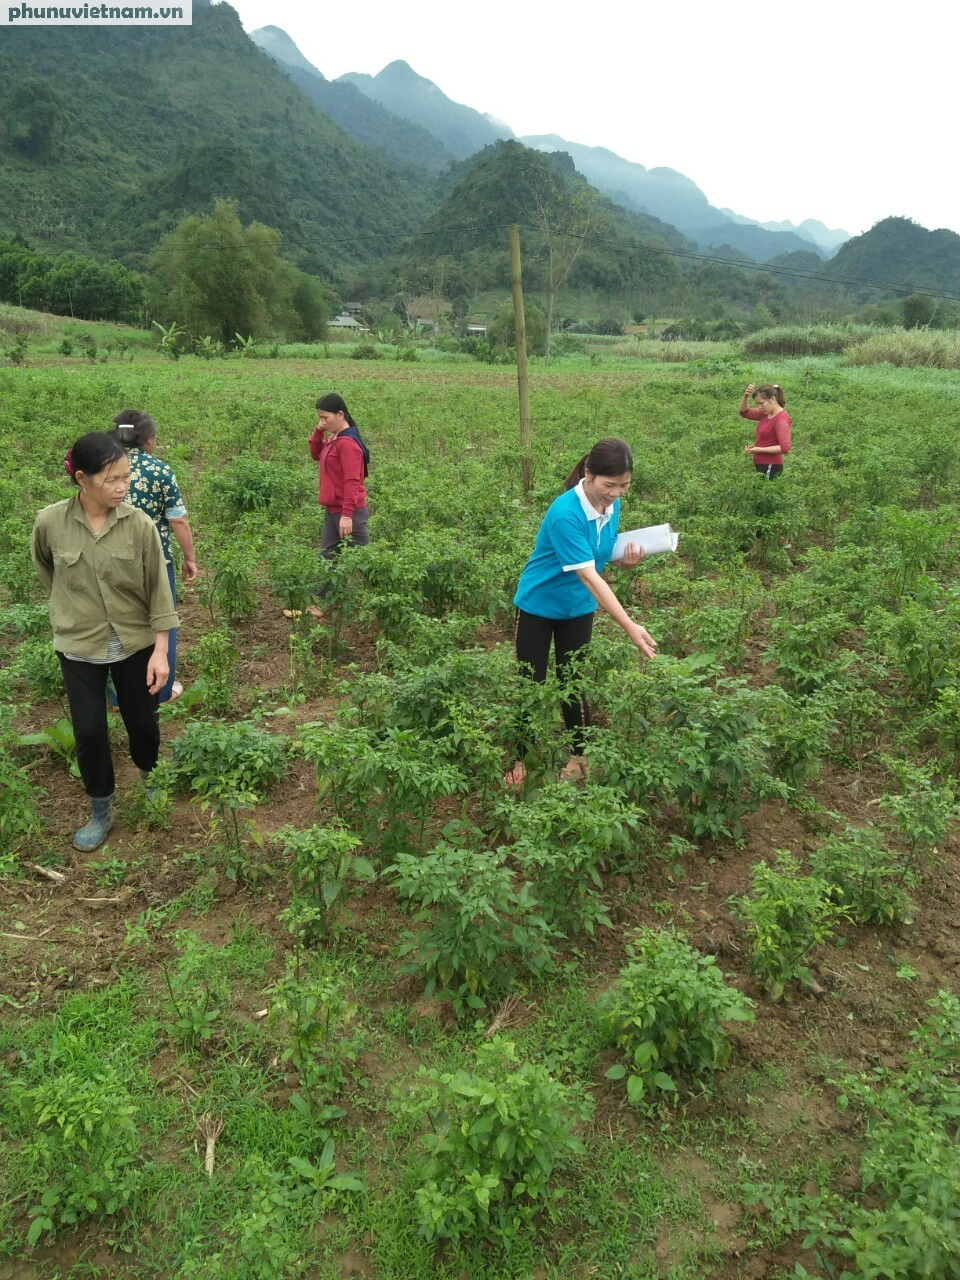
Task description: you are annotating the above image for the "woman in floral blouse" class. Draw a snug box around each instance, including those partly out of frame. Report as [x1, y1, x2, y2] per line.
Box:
[109, 409, 198, 701]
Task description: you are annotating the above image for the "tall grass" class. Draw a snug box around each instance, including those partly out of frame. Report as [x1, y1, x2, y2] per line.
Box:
[844, 329, 960, 370]
[603, 339, 734, 362]
[743, 323, 878, 357]
[0, 304, 54, 338]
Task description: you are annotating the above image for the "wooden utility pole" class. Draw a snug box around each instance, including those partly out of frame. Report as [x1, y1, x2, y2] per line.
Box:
[508, 223, 532, 494]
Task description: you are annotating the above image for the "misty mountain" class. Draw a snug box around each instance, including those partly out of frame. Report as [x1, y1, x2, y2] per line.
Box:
[339, 61, 513, 160]
[249, 27, 455, 174]
[720, 209, 849, 254]
[521, 135, 831, 263]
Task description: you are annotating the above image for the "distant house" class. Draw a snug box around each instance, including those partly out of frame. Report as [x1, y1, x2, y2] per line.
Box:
[406, 296, 450, 332]
[328, 313, 362, 329]
[466, 323, 488, 337]
[341, 301, 365, 316]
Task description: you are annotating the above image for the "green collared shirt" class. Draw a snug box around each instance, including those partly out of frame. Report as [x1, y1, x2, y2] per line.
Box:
[31, 496, 179, 660]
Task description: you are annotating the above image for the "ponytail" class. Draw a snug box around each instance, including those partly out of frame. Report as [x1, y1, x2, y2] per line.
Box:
[110, 408, 157, 449]
[564, 452, 590, 490]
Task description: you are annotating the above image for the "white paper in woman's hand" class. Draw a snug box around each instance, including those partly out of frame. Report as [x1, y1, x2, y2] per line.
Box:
[611, 523, 679, 561]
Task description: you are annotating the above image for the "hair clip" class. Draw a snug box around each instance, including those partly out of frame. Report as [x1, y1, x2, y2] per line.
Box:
[64, 449, 75, 477]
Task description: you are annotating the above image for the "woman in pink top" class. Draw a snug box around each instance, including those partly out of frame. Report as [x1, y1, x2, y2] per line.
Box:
[740, 382, 791, 479]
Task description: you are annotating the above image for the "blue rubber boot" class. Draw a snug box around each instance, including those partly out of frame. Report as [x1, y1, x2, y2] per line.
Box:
[73, 793, 114, 851]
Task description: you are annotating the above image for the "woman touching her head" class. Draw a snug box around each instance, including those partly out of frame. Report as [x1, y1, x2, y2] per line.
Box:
[31, 433, 178, 850]
[740, 382, 791, 479]
[287, 393, 371, 620]
[504, 437, 657, 790]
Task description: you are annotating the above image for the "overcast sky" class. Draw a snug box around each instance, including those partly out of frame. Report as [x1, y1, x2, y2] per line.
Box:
[222, 0, 957, 239]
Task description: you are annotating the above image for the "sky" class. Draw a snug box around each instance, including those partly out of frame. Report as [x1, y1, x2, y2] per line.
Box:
[222, 0, 958, 239]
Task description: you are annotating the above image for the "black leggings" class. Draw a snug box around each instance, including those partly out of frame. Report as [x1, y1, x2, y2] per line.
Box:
[58, 647, 161, 798]
[515, 609, 594, 757]
[755, 464, 783, 480]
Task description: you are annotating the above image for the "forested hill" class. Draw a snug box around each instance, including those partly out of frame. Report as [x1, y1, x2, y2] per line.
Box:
[250, 26, 455, 175]
[820, 217, 960, 299]
[0, 2, 435, 276]
[362, 140, 688, 305]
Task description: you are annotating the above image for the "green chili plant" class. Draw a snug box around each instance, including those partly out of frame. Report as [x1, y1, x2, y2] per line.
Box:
[0, 708, 42, 868]
[267, 955, 356, 1120]
[809, 822, 915, 924]
[187, 629, 240, 715]
[204, 538, 261, 624]
[599, 926, 755, 1103]
[869, 506, 953, 601]
[504, 781, 645, 934]
[732, 851, 848, 1001]
[172, 720, 287, 878]
[403, 1037, 593, 1244]
[6, 635, 65, 700]
[267, 535, 322, 619]
[758, 685, 837, 792]
[866, 597, 960, 706]
[878, 754, 957, 877]
[9, 1064, 142, 1246]
[0, 601, 50, 636]
[765, 613, 853, 695]
[684, 603, 752, 667]
[203, 453, 312, 522]
[304, 722, 469, 857]
[172, 719, 289, 800]
[160, 931, 228, 1050]
[921, 684, 960, 773]
[275, 823, 374, 945]
[658, 669, 788, 841]
[387, 829, 556, 1010]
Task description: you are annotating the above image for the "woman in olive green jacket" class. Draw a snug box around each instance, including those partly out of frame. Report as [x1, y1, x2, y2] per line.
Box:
[31, 432, 178, 851]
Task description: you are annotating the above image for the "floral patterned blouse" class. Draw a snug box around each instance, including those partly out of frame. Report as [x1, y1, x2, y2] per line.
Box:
[126, 447, 187, 564]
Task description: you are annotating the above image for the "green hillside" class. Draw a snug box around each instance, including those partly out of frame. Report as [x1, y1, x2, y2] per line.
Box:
[0, 1, 435, 278]
[821, 217, 960, 300]
[350, 141, 688, 315]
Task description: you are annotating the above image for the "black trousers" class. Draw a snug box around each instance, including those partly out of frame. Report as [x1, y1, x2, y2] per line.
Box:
[515, 609, 594, 757]
[755, 464, 783, 480]
[58, 647, 160, 798]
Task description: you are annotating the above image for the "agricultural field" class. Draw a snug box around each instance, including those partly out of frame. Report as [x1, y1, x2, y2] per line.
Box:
[1, 349, 960, 1279]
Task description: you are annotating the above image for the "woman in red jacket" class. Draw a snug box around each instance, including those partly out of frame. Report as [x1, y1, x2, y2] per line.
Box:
[740, 382, 791, 479]
[290, 393, 370, 619]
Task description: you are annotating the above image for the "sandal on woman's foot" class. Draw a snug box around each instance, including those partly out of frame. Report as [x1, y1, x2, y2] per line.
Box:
[283, 606, 324, 620]
[559, 756, 588, 783]
[502, 762, 526, 791]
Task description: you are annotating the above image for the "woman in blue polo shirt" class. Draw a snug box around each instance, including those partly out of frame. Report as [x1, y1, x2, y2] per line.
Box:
[505, 438, 656, 789]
